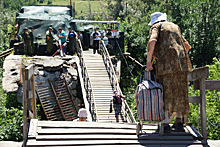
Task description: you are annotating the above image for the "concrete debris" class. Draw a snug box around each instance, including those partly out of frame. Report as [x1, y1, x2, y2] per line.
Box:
[2, 55, 80, 104]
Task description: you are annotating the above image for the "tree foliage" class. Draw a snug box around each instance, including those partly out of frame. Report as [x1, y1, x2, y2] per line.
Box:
[0, 0, 25, 141]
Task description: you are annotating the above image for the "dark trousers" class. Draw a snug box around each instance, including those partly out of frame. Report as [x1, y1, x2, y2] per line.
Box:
[93, 40, 99, 54]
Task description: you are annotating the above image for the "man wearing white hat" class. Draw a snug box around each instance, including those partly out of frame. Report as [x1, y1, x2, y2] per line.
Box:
[146, 12, 192, 133]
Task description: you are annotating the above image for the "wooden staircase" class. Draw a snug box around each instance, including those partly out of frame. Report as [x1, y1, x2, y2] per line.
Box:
[83, 51, 125, 123]
[36, 79, 78, 121]
[51, 79, 78, 121]
[36, 83, 63, 121]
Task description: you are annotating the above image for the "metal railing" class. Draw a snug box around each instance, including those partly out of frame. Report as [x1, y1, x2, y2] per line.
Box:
[77, 40, 97, 121]
[100, 40, 136, 123]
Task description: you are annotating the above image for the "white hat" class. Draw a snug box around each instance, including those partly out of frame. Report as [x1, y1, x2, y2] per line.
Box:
[78, 108, 87, 117]
[148, 12, 167, 26]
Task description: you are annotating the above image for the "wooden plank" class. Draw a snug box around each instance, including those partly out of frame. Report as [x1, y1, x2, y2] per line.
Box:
[30, 76, 37, 118]
[36, 134, 194, 140]
[22, 68, 28, 147]
[194, 80, 220, 90]
[27, 140, 203, 146]
[64, 78, 78, 114]
[75, 57, 93, 122]
[25, 64, 34, 80]
[37, 121, 133, 128]
[70, 145, 204, 147]
[28, 119, 38, 139]
[187, 66, 209, 81]
[37, 128, 139, 135]
[49, 80, 66, 121]
[186, 125, 202, 139]
[200, 78, 207, 141]
[189, 96, 201, 104]
[205, 80, 220, 90]
[37, 121, 159, 130]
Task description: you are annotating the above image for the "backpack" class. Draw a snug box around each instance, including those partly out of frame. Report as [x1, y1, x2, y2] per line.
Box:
[113, 95, 122, 104]
[93, 32, 99, 39]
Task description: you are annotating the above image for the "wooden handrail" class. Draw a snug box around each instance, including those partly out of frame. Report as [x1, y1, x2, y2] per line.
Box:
[0, 48, 13, 58]
[100, 40, 136, 123]
[77, 39, 97, 121]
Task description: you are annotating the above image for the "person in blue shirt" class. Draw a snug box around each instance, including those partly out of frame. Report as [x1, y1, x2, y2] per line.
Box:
[58, 27, 67, 53]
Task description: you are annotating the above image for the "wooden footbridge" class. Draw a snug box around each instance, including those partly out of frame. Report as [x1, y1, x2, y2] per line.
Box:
[20, 40, 219, 146]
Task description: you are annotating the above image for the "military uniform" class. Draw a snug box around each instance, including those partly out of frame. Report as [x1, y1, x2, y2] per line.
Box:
[68, 30, 77, 55]
[29, 29, 34, 55]
[21, 29, 32, 55]
[46, 30, 54, 55]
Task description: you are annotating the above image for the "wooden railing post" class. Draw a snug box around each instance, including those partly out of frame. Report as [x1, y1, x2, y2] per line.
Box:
[30, 75, 37, 119]
[22, 68, 28, 147]
[22, 64, 36, 147]
[188, 66, 209, 141]
[199, 78, 207, 141]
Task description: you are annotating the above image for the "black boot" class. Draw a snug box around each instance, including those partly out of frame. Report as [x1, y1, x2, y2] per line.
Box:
[171, 122, 185, 132]
[164, 125, 171, 133]
[156, 124, 171, 134]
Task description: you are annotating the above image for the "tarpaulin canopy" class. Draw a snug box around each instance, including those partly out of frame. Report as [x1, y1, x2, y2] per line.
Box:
[16, 6, 83, 43]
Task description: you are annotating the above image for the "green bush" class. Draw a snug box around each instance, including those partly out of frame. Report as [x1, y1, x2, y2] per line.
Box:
[0, 85, 23, 141]
[0, 107, 23, 141]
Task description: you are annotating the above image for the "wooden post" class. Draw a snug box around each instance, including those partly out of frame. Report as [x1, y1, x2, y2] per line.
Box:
[200, 78, 207, 141]
[22, 68, 28, 147]
[22, 64, 36, 146]
[31, 75, 37, 118]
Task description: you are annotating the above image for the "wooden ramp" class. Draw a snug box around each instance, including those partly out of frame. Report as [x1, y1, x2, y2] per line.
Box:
[27, 119, 206, 146]
[51, 79, 78, 121]
[83, 50, 125, 123]
[36, 82, 63, 121]
[36, 79, 78, 121]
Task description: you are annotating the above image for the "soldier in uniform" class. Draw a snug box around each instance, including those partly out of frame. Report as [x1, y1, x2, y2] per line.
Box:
[21, 27, 31, 55]
[46, 27, 55, 56]
[67, 27, 77, 55]
[29, 27, 34, 56]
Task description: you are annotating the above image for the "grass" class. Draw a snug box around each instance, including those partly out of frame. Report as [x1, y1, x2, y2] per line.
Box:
[36, 0, 108, 19]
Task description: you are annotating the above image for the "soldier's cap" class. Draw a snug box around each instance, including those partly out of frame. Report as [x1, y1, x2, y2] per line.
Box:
[23, 27, 28, 30]
[49, 27, 53, 30]
[68, 27, 72, 29]
[29, 27, 34, 29]
[58, 27, 62, 30]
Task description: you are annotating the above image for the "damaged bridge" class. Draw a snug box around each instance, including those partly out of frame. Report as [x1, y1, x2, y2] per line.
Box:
[1, 40, 214, 146]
